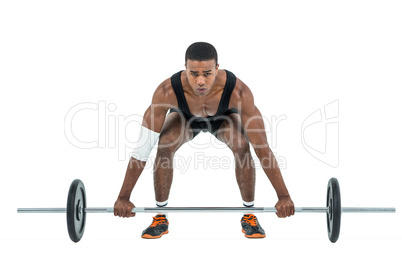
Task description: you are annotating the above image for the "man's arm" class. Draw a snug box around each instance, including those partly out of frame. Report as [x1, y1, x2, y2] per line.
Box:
[114, 79, 176, 217]
[232, 79, 295, 218]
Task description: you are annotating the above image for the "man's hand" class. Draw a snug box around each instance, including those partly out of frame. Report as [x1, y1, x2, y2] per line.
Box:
[275, 196, 295, 218]
[114, 198, 136, 218]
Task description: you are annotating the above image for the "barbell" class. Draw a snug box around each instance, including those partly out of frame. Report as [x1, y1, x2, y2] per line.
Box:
[17, 178, 395, 243]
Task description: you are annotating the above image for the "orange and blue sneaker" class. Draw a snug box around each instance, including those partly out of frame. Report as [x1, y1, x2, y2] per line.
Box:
[141, 214, 169, 239]
[241, 214, 266, 238]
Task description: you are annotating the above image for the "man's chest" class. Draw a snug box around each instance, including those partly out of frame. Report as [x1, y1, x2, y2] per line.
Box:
[183, 89, 224, 117]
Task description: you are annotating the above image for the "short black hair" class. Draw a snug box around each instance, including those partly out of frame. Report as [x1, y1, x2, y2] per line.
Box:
[185, 42, 218, 65]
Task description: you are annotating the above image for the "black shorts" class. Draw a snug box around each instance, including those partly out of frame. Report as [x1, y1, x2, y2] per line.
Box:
[168, 108, 239, 138]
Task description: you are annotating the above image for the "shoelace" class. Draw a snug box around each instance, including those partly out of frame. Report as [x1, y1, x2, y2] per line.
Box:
[242, 214, 258, 226]
[150, 216, 167, 227]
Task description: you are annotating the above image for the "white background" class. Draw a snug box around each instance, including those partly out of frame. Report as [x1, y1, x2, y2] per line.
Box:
[1, 1, 401, 267]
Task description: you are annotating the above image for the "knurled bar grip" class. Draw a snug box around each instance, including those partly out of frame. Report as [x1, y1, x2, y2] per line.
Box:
[17, 207, 396, 213]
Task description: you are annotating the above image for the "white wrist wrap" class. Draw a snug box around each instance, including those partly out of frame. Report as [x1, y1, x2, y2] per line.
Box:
[131, 126, 160, 161]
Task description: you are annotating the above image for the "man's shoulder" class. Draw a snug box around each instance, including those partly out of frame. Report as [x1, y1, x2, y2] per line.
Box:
[231, 75, 251, 100]
[159, 70, 184, 90]
[227, 73, 256, 114]
[152, 76, 177, 105]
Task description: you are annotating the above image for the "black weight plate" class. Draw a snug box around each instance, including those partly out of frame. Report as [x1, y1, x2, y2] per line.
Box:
[66, 179, 86, 242]
[326, 177, 341, 243]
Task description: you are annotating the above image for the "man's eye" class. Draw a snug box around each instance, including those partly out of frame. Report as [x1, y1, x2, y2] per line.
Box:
[205, 73, 211, 76]
[191, 73, 197, 76]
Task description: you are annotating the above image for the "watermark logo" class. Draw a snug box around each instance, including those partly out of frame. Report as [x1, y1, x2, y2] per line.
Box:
[64, 101, 288, 164]
[301, 100, 339, 167]
[64, 100, 339, 170]
[64, 101, 144, 160]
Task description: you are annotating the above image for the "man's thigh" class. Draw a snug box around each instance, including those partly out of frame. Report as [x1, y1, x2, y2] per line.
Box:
[216, 113, 248, 145]
[159, 111, 194, 149]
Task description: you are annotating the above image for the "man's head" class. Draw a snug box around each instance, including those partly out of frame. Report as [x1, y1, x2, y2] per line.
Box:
[185, 42, 219, 96]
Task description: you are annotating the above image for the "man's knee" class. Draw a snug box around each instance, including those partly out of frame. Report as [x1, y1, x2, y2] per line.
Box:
[229, 134, 251, 156]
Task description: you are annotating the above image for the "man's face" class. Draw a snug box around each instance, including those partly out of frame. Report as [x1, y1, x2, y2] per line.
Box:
[185, 59, 219, 96]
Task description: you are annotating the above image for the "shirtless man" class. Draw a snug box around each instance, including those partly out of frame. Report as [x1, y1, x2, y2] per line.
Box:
[114, 42, 295, 239]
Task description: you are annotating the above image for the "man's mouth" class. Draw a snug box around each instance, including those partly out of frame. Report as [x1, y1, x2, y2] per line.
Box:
[197, 88, 207, 93]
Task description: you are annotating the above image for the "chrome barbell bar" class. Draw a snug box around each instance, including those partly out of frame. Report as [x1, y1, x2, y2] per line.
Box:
[17, 206, 396, 214]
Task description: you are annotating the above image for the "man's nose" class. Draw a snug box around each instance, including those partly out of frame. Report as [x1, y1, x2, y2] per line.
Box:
[197, 77, 205, 86]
